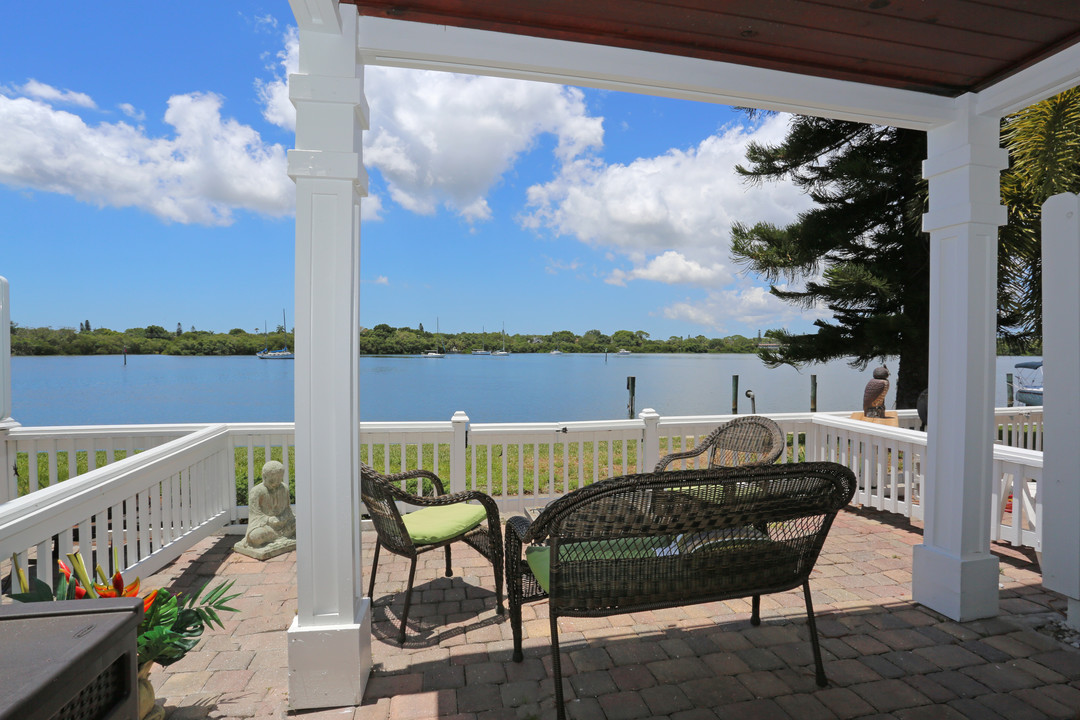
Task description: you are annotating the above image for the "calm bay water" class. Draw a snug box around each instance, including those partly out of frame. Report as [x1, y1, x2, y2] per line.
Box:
[9, 353, 1037, 427]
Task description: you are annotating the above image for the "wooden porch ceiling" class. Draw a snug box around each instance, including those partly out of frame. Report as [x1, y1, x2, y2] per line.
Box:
[341, 0, 1080, 97]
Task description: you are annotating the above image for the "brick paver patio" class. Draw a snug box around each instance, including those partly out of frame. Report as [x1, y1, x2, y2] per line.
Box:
[143, 507, 1080, 719]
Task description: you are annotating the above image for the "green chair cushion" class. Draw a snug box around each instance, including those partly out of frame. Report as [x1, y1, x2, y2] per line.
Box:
[402, 503, 487, 545]
[525, 537, 674, 593]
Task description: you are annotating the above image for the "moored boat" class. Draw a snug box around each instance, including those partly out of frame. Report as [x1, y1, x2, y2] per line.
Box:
[257, 348, 294, 359]
[1012, 360, 1043, 406]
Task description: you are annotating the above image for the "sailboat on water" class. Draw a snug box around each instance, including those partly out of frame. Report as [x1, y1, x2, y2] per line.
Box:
[257, 309, 294, 359]
[492, 323, 509, 356]
[472, 325, 491, 355]
[422, 318, 444, 358]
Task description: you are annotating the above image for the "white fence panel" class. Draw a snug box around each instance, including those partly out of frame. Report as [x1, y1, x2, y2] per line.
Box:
[991, 446, 1043, 551]
[466, 419, 644, 514]
[4, 424, 208, 503]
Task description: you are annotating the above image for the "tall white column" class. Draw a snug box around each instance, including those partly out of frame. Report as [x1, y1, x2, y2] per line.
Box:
[285, 1, 372, 709]
[912, 95, 1008, 621]
[1040, 193, 1080, 629]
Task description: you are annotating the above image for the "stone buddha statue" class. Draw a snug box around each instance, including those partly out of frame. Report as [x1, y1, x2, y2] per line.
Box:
[234, 460, 296, 560]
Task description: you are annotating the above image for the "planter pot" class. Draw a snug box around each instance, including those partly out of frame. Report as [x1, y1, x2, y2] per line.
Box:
[138, 663, 166, 720]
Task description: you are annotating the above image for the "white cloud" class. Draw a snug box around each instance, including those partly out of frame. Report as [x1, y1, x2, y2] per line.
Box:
[255, 32, 604, 223]
[373, 275, 389, 285]
[607, 250, 730, 287]
[253, 14, 278, 32]
[256, 27, 297, 132]
[118, 103, 145, 122]
[544, 257, 581, 275]
[521, 113, 810, 256]
[363, 68, 603, 221]
[17, 80, 96, 109]
[661, 283, 827, 332]
[0, 91, 292, 225]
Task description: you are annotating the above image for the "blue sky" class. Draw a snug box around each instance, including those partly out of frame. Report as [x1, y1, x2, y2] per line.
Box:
[0, 2, 822, 340]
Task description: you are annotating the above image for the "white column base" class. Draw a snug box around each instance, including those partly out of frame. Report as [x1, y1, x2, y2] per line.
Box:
[287, 599, 372, 711]
[912, 544, 999, 621]
[1067, 599, 1080, 632]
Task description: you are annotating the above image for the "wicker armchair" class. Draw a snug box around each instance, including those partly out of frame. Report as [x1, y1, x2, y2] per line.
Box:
[361, 462, 504, 643]
[655, 414, 785, 471]
[505, 462, 856, 720]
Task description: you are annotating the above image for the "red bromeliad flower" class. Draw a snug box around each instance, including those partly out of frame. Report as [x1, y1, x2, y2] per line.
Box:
[93, 572, 140, 598]
[142, 589, 158, 613]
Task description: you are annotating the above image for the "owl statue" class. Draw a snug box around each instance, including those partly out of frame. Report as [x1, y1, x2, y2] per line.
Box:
[863, 365, 890, 418]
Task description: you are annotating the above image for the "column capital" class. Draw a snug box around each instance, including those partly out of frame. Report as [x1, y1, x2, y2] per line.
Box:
[288, 150, 368, 189]
[290, 74, 370, 129]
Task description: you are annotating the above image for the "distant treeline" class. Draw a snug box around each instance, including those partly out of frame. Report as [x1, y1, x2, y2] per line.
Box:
[9, 322, 772, 356]
[360, 325, 767, 355]
[11, 323, 292, 356]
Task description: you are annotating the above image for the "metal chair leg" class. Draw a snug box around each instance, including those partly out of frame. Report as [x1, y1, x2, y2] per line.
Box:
[803, 581, 827, 687]
[367, 540, 381, 600]
[397, 557, 418, 645]
[751, 594, 761, 626]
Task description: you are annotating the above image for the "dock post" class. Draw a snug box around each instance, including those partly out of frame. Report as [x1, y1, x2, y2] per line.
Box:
[811, 374, 818, 412]
[626, 376, 636, 419]
[731, 375, 739, 414]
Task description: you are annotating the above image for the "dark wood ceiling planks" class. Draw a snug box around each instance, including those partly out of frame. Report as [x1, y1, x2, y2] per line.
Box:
[342, 0, 1080, 96]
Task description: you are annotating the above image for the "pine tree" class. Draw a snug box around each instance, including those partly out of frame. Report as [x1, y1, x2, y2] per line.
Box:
[730, 117, 929, 409]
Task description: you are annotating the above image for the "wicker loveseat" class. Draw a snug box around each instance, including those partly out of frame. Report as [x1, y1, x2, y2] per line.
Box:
[505, 461, 857, 719]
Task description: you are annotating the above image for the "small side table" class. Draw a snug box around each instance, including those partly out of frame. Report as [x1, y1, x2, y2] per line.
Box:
[0, 598, 142, 720]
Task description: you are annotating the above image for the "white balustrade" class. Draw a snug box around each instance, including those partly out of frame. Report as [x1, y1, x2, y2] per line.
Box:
[0, 407, 1047, 598]
[0, 424, 233, 603]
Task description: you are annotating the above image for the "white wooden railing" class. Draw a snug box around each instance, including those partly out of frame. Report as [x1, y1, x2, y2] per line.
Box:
[1, 406, 1046, 599]
[1, 425, 234, 601]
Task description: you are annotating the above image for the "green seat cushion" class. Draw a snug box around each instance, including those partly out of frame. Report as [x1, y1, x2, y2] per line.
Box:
[525, 537, 674, 593]
[402, 503, 487, 545]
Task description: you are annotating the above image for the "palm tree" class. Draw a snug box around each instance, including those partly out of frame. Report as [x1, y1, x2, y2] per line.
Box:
[999, 88, 1080, 347]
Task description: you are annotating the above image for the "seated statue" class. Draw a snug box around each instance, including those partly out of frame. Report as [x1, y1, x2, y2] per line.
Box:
[863, 365, 890, 419]
[234, 460, 296, 559]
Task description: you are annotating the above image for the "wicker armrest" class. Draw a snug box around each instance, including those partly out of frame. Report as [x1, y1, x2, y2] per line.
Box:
[506, 514, 533, 543]
[370, 466, 448, 495]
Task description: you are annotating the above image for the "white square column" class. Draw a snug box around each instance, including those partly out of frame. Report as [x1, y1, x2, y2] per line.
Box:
[1040, 193, 1080, 629]
[913, 95, 1008, 621]
[286, 2, 372, 710]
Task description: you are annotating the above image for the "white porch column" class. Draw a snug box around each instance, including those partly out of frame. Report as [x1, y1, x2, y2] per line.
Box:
[912, 95, 1008, 621]
[1040, 193, 1080, 629]
[285, 1, 372, 709]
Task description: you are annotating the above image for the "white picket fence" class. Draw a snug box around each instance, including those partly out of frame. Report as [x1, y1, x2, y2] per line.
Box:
[0, 406, 1045, 600]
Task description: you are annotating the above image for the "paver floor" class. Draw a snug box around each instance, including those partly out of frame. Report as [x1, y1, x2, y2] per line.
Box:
[143, 507, 1080, 719]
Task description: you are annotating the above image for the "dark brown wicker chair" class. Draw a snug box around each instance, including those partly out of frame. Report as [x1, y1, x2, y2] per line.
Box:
[505, 462, 856, 720]
[655, 414, 785, 471]
[361, 462, 504, 643]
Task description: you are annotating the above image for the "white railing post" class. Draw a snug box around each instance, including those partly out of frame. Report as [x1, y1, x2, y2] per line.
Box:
[639, 408, 660, 472]
[451, 411, 469, 493]
[0, 276, 19, 504]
